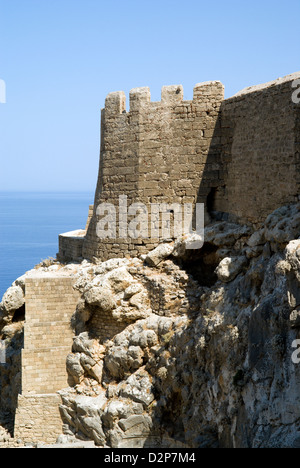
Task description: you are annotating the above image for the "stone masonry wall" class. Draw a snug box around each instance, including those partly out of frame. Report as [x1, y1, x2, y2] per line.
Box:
[21, 275, 79, 394]
[214, 73, 300, 225]
[14, 394, 62, 445]
[58, 230, 86, 263]
[62, 73, 300, 263]
[57, 206, 93, 263]
[83, 81, 225, 261]
[13, 275, 80, 445]
[89, 308, 127, 343]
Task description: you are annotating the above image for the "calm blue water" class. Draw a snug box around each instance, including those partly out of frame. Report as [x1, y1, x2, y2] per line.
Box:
[0, 192, 94, 299]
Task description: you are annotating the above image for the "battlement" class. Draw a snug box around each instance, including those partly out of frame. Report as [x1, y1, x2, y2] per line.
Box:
[55, 73, 300, 263]
[82, 80, 225, 261]
[104, 81, 225, 117]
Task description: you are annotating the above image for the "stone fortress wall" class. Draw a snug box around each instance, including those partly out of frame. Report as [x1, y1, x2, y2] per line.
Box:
[216, 74, 300, 225]
[59, 72, 300, 263]
[12, 274, 80, 446]
[4, 72, 299, 447]
[82, 81, 225, 261]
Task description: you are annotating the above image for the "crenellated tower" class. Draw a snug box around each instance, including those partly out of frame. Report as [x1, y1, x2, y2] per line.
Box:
[58, 72, 300, 264]
[82, 81, 225, 261]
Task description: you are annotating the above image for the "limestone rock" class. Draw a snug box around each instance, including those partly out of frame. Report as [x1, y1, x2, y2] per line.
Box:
[75, 393, 107, 416]
[205, 222, 252, 247]
[104, 267, 134, 293]
[104, 345, 144, 380]
[80, 354, 103, 383]
[123, 283, 143, 300]
[102, 399, 144, 429]
[119, 368, 154, 407]
[1, 286, 24, 315]
[84, 286, 116, 312]
[7, 203, 300, 449]
[1, 322, 24, 339]
[247, 229, 265, 247]
[66, 353, 85, 384]
[215, 256, 248, 283]
[72, 332, 105, 359]
[173, 234, 204, 258]
[264, 203, 300, 245]
[129, 329, 158, 349]
[290, 309, 300, 328]
[94, 258, 129, 276]
[104, 346, 130, 380]
[118, 414, 152, 436]
[145, 243, 174, 267]
[129, 291, 148, 310]
[73, 393, 107, 446]
[285, 239, 300, 270]
[12, 274, 27, 292]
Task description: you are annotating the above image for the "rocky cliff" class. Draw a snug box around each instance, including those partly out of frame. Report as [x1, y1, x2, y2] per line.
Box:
[1, 203, 300, 448]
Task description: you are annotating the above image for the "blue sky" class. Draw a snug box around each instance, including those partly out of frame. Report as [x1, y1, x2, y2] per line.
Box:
[0, 0, 299, 192]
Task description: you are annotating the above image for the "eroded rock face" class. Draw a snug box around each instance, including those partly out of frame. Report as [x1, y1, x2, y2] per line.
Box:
[0, 286, 24, 323]
[2, 202, 300, 448]
[56, 204, 300, 448]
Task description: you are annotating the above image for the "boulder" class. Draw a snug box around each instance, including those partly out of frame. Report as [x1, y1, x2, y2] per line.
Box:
[102, 398, 144, 429]
[66, 353, 85, 384]
[74, 393, 107, 446]
[12, 274, 27, 292]
[84, 286, 116, 312]
[72, 332, 105, 359]
[129, 291, 148, 310]
[75, 393, 107, 417]
[105, 267, 134, 293]
[145, 243, 174, 267]
[124, 283, 143, 300]
[78, 415, 106, 446]
[94, 258, 129, 276]
[215, 256, 248, 283]
[118, 414, 152, 436]
[290, 309, 300, 328]
[1, 286, 24, 315]
[129, 329, 158, 349]
[104, 346, 129, 380]
[80, 354, 104, 383]
[127, 346, 144, 370]
[205, 222, 252, 247]
[247, 229, 265, 247]
[119, 368, 155, 407]
[173, 234, 204, 258]
[264, 203, 300, 244]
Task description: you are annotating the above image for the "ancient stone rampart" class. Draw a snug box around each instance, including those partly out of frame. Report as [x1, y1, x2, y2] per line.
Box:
[82, 81, 225, 261]
[214, 73, 300, 225]
[58, 72, 300, 263]
[13, 274, 79, 445]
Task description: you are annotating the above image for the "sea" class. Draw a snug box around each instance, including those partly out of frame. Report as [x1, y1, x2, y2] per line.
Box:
[0, 192, 94, 300]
